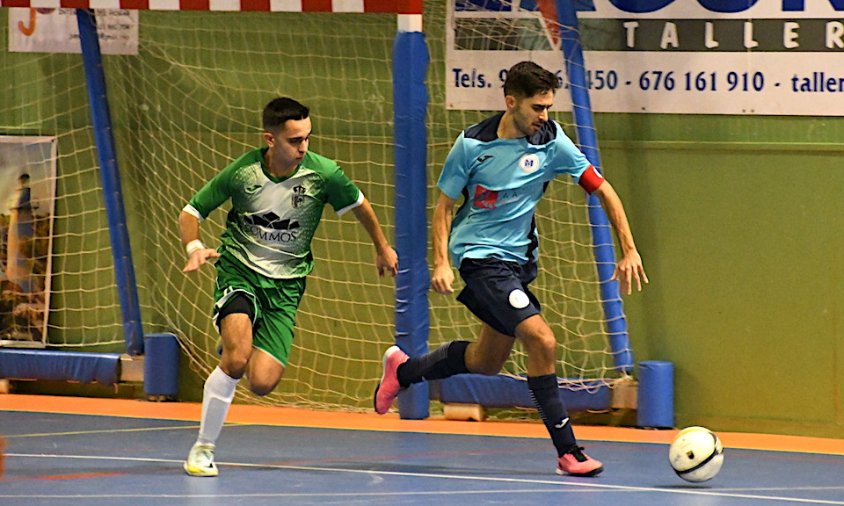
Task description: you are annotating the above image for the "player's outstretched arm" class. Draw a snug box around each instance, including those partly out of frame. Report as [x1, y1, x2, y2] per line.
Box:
[592, 181, 649, 295]
[430, 192, 456, 294]
[179, 210, 220, 273]
[351, 198, 398, 277]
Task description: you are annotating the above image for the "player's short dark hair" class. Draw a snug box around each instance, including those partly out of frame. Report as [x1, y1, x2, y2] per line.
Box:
[263, 97, 309, 132]
[503, 61, 559, 99]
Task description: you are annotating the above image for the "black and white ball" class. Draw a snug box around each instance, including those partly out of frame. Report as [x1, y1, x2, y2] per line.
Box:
[668, 426, 724, 482]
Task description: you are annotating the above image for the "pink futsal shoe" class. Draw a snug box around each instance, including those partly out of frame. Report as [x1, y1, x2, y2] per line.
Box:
[556, 446, 604, 477]
[373, 345, 409, 414]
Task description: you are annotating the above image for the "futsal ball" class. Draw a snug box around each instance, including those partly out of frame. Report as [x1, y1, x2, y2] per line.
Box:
[668, 426, 724, 482]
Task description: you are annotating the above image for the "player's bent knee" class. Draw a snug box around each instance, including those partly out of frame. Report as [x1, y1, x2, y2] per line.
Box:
[248, 380, 279, 396]
[245, 362, 284, 396]
[473, 361, 504, 376]
[222, 352, 250, 375]
[520, 332, 556, 357]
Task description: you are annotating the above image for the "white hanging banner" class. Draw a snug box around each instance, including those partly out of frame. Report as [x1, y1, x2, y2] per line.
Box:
[446, 0, 844, 116]
[8, 7, 138, 55]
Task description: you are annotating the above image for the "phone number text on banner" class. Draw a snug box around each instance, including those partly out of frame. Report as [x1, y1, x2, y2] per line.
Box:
[446, 1, 844, 116]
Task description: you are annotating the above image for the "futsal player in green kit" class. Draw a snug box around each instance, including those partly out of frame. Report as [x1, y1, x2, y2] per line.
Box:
[180, 97, 398, 477]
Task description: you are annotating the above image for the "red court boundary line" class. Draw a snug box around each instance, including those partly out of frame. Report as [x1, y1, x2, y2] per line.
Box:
[2, 394, 843, 456]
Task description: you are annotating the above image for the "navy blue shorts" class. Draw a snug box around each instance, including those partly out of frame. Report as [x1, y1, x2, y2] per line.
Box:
[457, 258, 541, 337]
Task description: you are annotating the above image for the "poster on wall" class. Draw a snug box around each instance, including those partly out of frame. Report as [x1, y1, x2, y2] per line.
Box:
[447, 0, 844, 115]
[0, 136, 56, 348]
[8, 7, 138, 55]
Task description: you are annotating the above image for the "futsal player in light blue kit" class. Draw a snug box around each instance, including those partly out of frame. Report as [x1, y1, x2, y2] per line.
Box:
[375, 61, 648, 477]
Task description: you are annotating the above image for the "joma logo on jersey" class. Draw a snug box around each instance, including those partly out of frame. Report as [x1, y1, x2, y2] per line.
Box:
[244, 183, 263, 195]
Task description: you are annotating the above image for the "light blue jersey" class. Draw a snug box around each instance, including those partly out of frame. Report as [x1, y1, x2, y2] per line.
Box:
[437, 113, 604, 267]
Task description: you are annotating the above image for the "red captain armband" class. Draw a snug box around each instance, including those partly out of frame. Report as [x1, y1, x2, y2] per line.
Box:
[578, 165, 604, 194]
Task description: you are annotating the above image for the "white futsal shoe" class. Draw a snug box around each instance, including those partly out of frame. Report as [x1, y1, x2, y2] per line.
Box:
[184, 442, 219, 477]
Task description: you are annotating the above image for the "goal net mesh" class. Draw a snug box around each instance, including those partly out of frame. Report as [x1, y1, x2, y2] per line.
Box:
[0, 1, 628, 411]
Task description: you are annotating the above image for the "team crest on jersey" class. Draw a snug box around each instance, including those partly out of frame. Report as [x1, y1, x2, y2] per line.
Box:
[291, 185, 306, 208]
[519, 154, 540, 173]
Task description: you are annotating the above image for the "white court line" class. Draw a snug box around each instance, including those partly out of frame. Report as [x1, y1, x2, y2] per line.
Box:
[6, 453, 844, 505]
[0, 490, 628, 499]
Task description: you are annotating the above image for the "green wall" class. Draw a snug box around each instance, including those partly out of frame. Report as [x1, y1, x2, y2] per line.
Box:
[597, 120, 844, 438]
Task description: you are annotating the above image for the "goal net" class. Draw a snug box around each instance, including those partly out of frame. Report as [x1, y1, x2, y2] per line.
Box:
[0, 1, 631, 412]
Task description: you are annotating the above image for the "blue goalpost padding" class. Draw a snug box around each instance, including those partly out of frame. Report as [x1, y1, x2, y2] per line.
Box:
[392, 18, 431, 420]
[637, 360, 675, 428]
[76, 9, 145, 357]
[0, 348, 120, 384]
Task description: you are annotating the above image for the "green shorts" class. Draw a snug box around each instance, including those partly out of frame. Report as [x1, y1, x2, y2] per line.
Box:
[212, 253, 306, 366]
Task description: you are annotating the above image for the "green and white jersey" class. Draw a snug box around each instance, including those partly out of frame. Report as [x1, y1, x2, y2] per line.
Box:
[184, 147, 363, 279]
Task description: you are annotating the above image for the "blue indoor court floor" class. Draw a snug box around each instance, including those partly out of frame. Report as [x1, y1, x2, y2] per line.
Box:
[1, 394, 843, 505]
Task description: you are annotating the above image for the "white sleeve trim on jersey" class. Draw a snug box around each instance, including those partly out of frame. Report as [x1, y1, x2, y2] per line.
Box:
[182, 203, 205, 224]
[335, 190, 365, 216]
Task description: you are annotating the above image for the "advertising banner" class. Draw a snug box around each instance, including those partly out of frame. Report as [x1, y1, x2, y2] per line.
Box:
[447, 0, 844, 115]
[9, 7, 138, 55]
[0, 136, 56, 348]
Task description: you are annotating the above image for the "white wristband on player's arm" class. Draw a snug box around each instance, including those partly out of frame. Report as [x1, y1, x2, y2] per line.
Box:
[185, 239, 205, 257]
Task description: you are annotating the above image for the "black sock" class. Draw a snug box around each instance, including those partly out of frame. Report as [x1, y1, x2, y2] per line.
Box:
[397, 341, 470, 387]
[528, 374, 577, 457]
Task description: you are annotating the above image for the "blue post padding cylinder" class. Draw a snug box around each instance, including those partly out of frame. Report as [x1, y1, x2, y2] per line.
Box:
[392, 29, 430, 419]
[637, 360, 674, 428]
[76, 9, 145, 356]
[144, 333, 180, 398]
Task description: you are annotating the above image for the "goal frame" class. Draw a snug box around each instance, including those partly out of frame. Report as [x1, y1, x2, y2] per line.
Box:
[0, 1, 432, 408]
[0, 0, 660, 423]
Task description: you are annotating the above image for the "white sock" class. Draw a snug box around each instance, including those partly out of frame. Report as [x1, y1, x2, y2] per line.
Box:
[197, 366, 238, 446]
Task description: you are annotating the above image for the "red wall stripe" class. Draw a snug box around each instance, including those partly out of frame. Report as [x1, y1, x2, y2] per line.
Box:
[179, 0, 210, 10]
[61, 0, 91, 8]
[397, 0, 422, 14]
[239, 0, 269, 10]
[120, 0, 150, 9]
[300, 0, 331, 12]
